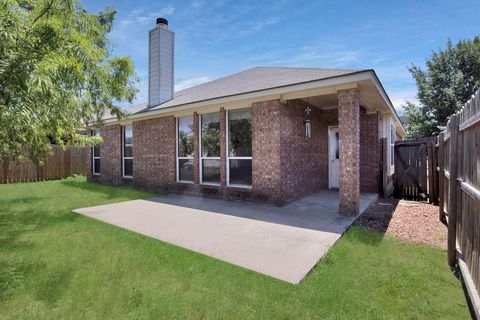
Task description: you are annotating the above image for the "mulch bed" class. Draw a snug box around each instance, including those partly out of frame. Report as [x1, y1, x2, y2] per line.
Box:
[356, 197, 447, 249]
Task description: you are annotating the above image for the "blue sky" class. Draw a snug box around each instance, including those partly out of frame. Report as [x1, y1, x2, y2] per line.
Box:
[82, 0, 480, 112]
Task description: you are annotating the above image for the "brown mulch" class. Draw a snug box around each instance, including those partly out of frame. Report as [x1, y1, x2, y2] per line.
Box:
[356, 197, 447, 248]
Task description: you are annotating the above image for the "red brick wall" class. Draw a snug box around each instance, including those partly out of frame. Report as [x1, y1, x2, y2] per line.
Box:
[220, 108, 227, 190]
[360, 112, 380, 193]
[251, 100, 283, 203]
[279, 100, 324, 203]
[132, 116, 176, 191]
[338, 88, 360, 215]
[86, 98, 381, 205]
[86, 137, 92, 180]
[251, 99, 342, 204]
[87, 125, 122, 184]
[193, 112, 200, 186]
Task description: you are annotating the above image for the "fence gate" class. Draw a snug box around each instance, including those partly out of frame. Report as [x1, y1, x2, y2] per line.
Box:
[393, 138, 437, 202]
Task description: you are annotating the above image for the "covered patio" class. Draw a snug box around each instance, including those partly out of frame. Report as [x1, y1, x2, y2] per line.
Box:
[265, 77, 390, 214]
[74, 190, 377, 283]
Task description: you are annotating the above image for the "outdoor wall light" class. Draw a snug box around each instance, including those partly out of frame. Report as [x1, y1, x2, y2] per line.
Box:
[305, 107, 312, 138]
[304, 119, 312, 138]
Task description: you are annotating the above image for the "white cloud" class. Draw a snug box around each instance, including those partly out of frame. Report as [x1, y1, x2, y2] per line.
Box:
[175, 76, 211, 91]
[239, 17, 280, 35]
[157, 4, 176, 17]
[190, 0, 204, 8]
[389, 89, 419, 113]
[246, 45, 361, 67]
[117, 4, 175, 29]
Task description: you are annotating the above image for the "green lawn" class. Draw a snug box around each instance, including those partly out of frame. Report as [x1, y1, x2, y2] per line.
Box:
[0, 177, 469, 319]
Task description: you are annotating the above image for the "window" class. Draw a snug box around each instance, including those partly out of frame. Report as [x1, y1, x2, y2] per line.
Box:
[92, 129, 101, 175]
[177, 115, 194, 182]
[122, 124, 133, 178]
[227, 108, 252, 187]
[390, 123, 396, 168]
[200, 112, 221, 184]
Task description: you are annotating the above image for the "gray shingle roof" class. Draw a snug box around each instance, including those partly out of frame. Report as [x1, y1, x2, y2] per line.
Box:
[130, 67, 364, 114]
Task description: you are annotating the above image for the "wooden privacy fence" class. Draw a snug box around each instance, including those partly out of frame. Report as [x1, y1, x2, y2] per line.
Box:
[0, 145, 87, 184]
[438, 89, 480, 317]
[393, 137, 438, 203]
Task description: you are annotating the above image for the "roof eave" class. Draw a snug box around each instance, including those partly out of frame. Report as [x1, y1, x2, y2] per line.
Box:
[367, 70, 406, 136]
[102, 69, 404, 137]
[102, 70, 373, 124]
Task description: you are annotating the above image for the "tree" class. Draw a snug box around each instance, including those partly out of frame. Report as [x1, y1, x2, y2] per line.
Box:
[403, 36, 480, 138]
[0, 0, 137, 164]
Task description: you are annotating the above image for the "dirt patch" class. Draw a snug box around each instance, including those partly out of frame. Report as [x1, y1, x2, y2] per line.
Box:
[356, 198, 447, 248]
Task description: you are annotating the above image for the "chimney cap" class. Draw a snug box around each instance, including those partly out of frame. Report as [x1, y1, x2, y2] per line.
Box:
[156, 18, 168, 26]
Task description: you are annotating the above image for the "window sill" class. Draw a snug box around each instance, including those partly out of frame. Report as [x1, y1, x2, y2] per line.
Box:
[201, 182, 221, 187]
[92, 173, 101, 176]
[177, 180, 194, 184]
[227, 184, 252, 190]
[122, 176, 133, 179]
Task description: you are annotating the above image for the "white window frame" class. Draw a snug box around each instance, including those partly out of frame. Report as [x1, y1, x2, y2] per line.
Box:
[390, 122, 396, 174]
[226, 108, 252, 189]
[199, 112, 221, 186]
[92, 129, 101, 176]
[122, 124, 133, 179]
[176, 116, 194, 184]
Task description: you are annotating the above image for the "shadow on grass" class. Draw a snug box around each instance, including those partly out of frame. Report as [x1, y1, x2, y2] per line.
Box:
[353, 198, 400, 246]
[345, 225, 386, 246]
[60, 178, 144, 200]
[0, 196, 80, 251]
[0, 195, 80, 304]
[35, 267, 72, 306]
[0, 260, 47, 302]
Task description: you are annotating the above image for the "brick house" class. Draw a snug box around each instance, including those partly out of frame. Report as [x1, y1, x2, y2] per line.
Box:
[87, 18, 405, 215]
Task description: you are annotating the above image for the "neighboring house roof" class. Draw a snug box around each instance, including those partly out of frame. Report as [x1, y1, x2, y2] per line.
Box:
[399, 114, 409, 126]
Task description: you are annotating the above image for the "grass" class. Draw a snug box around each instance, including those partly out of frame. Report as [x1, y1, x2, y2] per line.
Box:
[0, 176, 469, 319]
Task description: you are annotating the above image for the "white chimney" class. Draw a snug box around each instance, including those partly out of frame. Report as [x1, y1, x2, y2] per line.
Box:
[148, 18, 174, 107]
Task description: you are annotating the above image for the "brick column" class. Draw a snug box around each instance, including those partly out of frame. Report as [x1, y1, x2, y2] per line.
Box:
[251, 100, 283, 204]
[220, 108, 227, 191]
[132, 116, 176, 191]
[337, 88, 360, 215]
[99, 124, 122, 184]
[86, 130, 92, 180]
[193, 112, 200, 185]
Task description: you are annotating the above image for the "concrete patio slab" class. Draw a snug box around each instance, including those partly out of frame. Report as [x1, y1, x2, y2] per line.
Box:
[74, 190, 377, 284]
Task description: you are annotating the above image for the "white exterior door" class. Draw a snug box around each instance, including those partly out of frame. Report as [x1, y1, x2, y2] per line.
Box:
[328, 126, 340, 189]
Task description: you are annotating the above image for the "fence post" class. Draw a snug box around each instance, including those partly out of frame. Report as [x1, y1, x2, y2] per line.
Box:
[447, 114, 460, 266]
[438, 133, 445, 222]
[432, 141, 439, 205]
[427, 142, 434, 202]
[382, 138, 389, 197]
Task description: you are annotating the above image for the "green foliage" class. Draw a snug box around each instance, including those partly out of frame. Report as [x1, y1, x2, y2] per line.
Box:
[178, 123, 194, 157]
[404, 37, 480, 138]
[202, 122, 220, 157]
[229, 119, 252, 156]
[0, 0, 138, 164]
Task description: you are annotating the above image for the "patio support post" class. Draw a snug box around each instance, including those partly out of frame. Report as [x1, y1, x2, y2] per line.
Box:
[193, 112, 200, 186]
[337, 88, 360, 215]
[220, 108, 227, 192]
